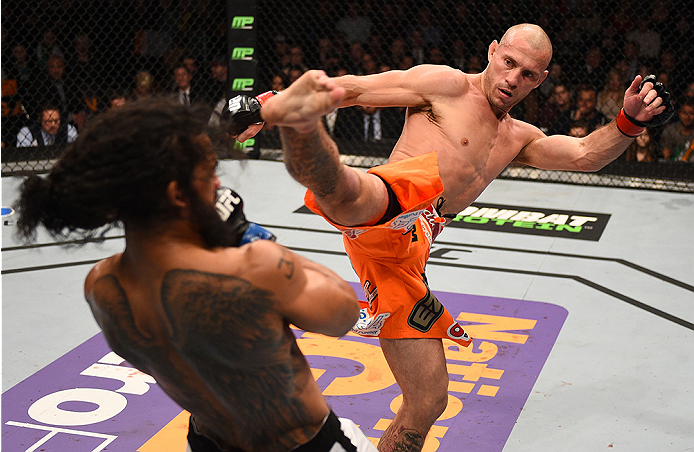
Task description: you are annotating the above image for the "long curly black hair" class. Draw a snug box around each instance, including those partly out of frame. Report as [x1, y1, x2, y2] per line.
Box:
[16, 97, 212, 242]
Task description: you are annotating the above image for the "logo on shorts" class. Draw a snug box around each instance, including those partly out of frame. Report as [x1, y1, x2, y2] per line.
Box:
[388, 209, 425, 231]
[407, 287, 444, 333]
[342, 228, 367, 239]
[447, 322, 471, 343]
[352, 309, 390, 336]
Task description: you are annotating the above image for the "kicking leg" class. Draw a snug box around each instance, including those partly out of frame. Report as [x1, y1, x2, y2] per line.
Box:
[378, 338, 449, 452]
[263, 71, 389, 227]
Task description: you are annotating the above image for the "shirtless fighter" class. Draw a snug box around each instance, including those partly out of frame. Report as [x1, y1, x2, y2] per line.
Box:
[226, 23, 673, 451]
[15, 98, 379, 452]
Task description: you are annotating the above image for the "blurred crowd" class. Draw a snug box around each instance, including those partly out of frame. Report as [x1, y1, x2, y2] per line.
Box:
[2, 0, 693, 162]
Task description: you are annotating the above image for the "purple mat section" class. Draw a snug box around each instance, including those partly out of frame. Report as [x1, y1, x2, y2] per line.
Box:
[2, 286, 567, 451]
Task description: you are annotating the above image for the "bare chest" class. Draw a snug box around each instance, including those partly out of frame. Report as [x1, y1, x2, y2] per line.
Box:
[394, 102, 523, 214]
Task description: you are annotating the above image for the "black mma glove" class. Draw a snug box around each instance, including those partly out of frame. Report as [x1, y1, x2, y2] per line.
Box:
[221, 90, 278, 136]
[625, 75, 675, 128]
[215, 187, 276, 246]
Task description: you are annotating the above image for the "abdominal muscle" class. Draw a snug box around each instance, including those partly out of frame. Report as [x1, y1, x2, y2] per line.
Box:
[388, 105, 523, 217]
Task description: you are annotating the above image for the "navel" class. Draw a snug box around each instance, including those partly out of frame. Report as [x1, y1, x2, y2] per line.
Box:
[460, 137, 469, 146]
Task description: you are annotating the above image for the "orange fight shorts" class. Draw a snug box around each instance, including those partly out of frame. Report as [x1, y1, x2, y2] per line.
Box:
[304, 152, 472, 348]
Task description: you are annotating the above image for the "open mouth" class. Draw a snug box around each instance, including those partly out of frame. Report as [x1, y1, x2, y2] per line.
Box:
[499, 88, 513, 98]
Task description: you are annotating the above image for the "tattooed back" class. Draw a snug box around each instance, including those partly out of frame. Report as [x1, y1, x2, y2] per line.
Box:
[84, 239, 338, 452]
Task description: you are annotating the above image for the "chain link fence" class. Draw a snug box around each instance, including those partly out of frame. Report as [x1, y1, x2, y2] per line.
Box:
[3, 0, 693, 192]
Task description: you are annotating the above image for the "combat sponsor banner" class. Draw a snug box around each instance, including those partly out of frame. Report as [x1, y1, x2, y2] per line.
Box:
[446, 203, 611, 241]
[2, 285, 567, 452]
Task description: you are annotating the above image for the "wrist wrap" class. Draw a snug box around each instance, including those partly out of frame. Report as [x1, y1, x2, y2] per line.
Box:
[616, 108, 645, 138]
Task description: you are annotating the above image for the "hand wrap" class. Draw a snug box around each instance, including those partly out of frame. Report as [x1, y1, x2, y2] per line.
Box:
[221, 90, 278, 136]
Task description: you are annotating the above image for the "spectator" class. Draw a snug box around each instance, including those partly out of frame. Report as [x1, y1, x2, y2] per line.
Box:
[684, 81, 694, 100]
[314, 37, 342, 75]
[576, 46, 608, 92]
[539, 62, 565, 100]
[345, 42, 366, 74]
[660, 99, 694, 160]
[366, 34, 385, 66]
[206, 56, 228, 106]
[286, 65, 305, 85]
[5, 43, 33, 88]
[625, 18, 661, 61]
[360, 53, 379, 76]
[658, 51, 683, 96]
[68, 34, 102, 130]
[35, 28, 64, 73]
[467, 54, 484, 74]
[616, 41, 641, 85]
[569, 119, 590, 138]
[386, 38, 407, 69]
[599, 26, 624, 65]
[131, 70, 157, 101]
[333, 105, 404, 143]
[425, 46, 447, 66]
[107, 90, 128, 110]
[336, 1, 372, 44]
[16, 103, 77, 147]
[284, 45, 309, 75]
[624, 128, 656, 162]
[270, 72, 289, 93]
[597, 70, 626, 121]
[172, 65, 202, 107]
[416, 7, 443, 48]
[397, 54, 415, 71]
[27, 55, 80, 125]
[551, 85, 607, 135]
[272, 35, 291, 75]
[408, 29, 426, 65]
[538, 84, 573, 133]
[450, 39, 467, 71]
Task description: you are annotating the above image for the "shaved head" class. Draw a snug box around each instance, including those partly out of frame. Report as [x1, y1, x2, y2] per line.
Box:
[499, 23, 553, 68]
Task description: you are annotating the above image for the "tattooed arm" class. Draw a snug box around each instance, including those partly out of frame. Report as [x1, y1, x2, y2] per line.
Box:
[242, 240, 360, 336]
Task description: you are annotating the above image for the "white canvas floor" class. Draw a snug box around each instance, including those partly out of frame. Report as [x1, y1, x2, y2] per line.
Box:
[2, 159, 693, 452]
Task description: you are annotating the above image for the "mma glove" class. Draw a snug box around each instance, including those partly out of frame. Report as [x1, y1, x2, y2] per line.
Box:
[221, 90, 278, 136]
[215, 187, 276, 246]
[617, 75, 675, 137]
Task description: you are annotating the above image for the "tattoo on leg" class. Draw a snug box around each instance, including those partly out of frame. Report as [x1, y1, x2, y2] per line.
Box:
[378, 426, 425, 452]
[281, 127, 340, 198]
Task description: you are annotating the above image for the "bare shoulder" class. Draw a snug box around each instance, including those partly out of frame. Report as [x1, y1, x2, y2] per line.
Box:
[510, 116, 546, 144]
[409, 64, 469, 95]
[226, 240, 303, 290]
[84, 255, 120, 299]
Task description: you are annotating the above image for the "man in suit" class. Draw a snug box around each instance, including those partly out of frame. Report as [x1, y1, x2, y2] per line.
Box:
[333, 105, 404, 143]
[172, 65, 201, 107]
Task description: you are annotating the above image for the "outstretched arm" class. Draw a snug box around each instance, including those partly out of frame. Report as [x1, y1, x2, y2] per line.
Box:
[516, 75, 672, 171]
[335, 64, 468, 108]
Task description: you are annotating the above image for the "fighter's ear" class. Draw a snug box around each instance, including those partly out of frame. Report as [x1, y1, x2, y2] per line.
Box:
[166, 180, 186, 208]
[535, 69, 549, 88]
[488, 40, 499, 62]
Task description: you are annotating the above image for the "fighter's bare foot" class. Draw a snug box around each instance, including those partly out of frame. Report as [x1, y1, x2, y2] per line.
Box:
[261, 70, 346, 133]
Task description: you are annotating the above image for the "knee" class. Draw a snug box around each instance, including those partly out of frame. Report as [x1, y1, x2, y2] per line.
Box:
[406, 374, 448, 423]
